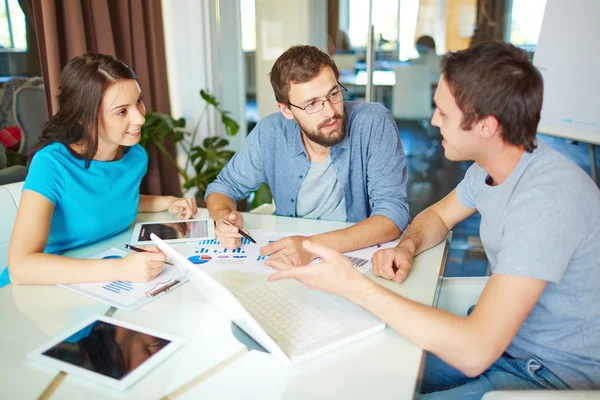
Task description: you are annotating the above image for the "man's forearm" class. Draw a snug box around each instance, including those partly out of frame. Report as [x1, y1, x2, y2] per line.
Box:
[399, 208, 449, 256]
[310, 215, 401, 253]
[206, 192, 237, 220]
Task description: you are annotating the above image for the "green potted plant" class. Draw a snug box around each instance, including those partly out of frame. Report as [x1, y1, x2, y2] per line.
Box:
[139, 90, 240, 205]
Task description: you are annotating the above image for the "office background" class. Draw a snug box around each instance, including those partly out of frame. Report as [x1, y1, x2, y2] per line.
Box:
[1, 0, 598, 279]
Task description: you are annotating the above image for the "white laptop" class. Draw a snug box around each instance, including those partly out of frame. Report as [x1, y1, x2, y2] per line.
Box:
[150, 233, 385, 365]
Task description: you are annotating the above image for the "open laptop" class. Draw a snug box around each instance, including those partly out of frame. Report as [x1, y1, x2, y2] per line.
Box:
[150, 233, 385, 365]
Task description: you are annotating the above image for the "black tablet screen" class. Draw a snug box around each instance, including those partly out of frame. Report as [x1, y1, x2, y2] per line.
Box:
[42, 320, 172, 380]
[138, 220, 208, 241]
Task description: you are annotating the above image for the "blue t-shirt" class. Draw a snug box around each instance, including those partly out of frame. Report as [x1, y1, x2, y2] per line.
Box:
[0, 142, 147, 287]
[456, 141, 600, 389]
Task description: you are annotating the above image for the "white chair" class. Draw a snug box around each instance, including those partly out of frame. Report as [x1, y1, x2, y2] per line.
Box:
[436, 276, 488, 316]
[0, 181, 24, 268]
[392, 65, 433, 120]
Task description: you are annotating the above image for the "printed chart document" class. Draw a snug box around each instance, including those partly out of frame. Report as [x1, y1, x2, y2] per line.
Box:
[59, 248, 188, 311]
[176, 230, 399, 275]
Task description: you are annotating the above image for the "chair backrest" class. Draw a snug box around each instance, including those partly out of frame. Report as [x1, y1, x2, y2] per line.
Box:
[392, 65, 433, 120]
[0, 181, 24, 268]
[14, 85, 48, 154]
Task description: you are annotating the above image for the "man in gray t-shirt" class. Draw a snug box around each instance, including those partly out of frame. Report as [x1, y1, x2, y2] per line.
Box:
[266, 42, 600, 398]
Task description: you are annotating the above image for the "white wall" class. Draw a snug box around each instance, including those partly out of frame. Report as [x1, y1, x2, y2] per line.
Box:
[217, 0, 247, 149]
[255, 0, 328, 119]
[162, 0, 219, 145]
[161, 0, 247, 155]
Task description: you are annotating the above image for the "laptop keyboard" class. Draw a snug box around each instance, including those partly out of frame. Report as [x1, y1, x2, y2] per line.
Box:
[234, 283, 346, 348]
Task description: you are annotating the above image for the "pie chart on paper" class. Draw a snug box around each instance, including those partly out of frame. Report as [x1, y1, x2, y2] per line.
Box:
[188, 254, 212, 265]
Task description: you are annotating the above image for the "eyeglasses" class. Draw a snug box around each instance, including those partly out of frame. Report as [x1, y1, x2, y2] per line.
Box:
[287, 83, 347, 115]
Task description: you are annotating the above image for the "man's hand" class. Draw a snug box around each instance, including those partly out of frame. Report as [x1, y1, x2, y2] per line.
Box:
[215, 211, 245, 249]
[260, 236, 314, 266]
[267, 241, 366, 297]
[371, 245, 415, 283]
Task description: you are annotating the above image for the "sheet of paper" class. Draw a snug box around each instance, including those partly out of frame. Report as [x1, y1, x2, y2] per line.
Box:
[61, 248, 186, 307]
[177, 229, 399, 276]
[175, 230, 274, 273]
[314, 241, 399, 275]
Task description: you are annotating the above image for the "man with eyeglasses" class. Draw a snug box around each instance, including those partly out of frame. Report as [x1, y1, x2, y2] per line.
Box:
[206, 45, 409, 264]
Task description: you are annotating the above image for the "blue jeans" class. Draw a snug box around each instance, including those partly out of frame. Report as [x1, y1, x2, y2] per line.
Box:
[416, 352, 571, 399]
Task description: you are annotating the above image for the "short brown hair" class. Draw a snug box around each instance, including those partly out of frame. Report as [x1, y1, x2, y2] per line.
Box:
[442, 41, 543, 152]
[270, 45, 339, 104]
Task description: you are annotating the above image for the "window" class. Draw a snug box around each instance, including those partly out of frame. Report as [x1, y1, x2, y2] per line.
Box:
[348, 0, 399, 50]
[240, 0, 256, 52]
[506, 0, 547, 50]
[0, 0, 27, 50]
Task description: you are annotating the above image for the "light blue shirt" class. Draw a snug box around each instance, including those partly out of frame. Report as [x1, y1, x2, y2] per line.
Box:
[206, 101, 409, 230]
[456, 141, 600, 389]
[0, 142, 147, 287]
[296, 156, 346, 222]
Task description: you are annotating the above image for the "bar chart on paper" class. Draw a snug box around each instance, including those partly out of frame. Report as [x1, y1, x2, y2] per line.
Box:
[198, 237, 254, 246]
[102, 281, 133, 294]
[59, 248, 188, 309]
[188, 247, 248, 265]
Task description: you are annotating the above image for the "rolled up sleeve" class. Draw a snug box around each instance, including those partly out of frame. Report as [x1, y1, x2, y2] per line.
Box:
[205, 126, 266, 202]
[366, 112, 409, 231]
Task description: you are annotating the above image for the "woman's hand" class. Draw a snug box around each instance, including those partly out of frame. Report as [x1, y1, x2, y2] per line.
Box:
[119, 247, 166, 282]
[167, 197, 198, 220]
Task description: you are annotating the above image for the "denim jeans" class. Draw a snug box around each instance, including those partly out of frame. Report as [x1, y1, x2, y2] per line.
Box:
[416, 352, 571, 400]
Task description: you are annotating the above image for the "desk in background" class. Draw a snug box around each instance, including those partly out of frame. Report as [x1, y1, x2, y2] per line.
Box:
[0, 210, 448, 400]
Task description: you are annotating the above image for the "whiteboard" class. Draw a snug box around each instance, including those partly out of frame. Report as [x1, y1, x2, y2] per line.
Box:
[533, 0, 600, 145]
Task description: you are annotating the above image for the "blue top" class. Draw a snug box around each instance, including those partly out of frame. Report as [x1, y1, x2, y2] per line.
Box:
[456, 141, 600, 389]
[0, 142, 147, 287]
[206, 102, 409, 230]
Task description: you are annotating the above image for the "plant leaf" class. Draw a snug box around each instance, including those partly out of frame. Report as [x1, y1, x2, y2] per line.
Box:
[200, 89, 219, 107]
[222, 114, 240, 136]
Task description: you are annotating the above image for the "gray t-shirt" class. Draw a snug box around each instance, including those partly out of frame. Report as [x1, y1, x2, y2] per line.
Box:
[456, 141, 600, 389]
[296, 156, 347, 222]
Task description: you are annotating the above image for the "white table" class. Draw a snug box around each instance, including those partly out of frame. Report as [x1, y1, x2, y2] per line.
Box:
[0, 210, 449, 399]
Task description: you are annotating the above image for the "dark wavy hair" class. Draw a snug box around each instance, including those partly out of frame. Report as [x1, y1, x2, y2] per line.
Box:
[29, 53, 138, 168]
[442, 41, 543, 152]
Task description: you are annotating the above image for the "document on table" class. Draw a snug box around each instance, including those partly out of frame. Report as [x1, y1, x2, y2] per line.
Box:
[176, 230, 398, 275]
[59, 248, 188, 311]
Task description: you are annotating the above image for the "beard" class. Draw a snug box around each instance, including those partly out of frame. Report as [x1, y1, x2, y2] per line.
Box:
[297, 113, 345, 147]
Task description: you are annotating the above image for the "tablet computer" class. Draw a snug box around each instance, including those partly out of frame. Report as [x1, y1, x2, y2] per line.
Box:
[27, 315, 185, 391]
[130, 218, 215, 245]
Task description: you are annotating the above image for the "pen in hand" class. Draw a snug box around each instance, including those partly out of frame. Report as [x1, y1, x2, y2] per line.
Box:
[221, 218, 257, 244]
[125, 244, 174, 266]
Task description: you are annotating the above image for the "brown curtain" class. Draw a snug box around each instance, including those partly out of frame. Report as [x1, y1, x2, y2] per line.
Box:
[327, 0, 339, 51]
[31, 0, 181, 197]
[17, 0, 41, 77]
[471, 0, 506, 45]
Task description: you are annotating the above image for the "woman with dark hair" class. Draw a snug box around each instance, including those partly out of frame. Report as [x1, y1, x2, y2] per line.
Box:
[2, 53, 197, 287]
